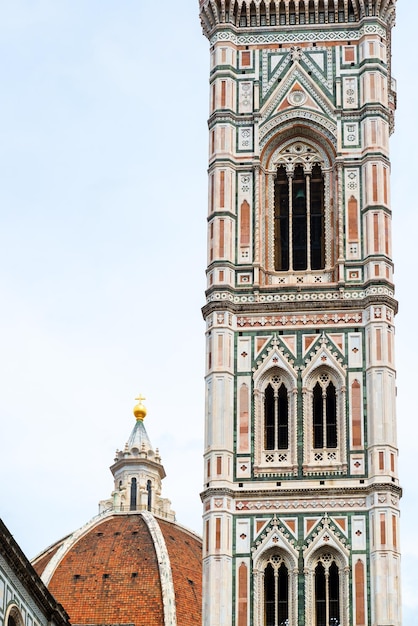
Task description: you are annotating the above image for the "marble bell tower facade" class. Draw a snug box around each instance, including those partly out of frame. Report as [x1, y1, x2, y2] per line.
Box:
[199, 1, 401, 625]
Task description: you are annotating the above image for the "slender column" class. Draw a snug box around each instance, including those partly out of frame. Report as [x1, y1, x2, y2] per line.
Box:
[274, 568, 279, 626]
[291, 568, 298, 626]
[343, 566, 350, 626]
[322, 386, 327, 449]
[254, 165, 261, 283]
[306, 173, 311, 271]
[269, 170, 276, 273]
[325, 567, 330, 626]
[288, 173, 294, 272]
[274, 389, 278, 451]
[253, 568, 264, 626]
[336, 163, 344, 281]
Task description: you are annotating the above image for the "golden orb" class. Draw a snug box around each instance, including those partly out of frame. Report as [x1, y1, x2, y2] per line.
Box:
[133, 394, 147, 421]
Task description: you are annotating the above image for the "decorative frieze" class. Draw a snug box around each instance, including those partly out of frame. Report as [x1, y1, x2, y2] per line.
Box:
[236, 311, 363, 328]
[206, 283, 395, 304]
[210, 24, 387, 46]
[235, 498, 367, 511]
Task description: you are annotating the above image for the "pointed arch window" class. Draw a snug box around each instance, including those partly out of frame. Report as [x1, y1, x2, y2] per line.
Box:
[313, 379, 337, 449]
[303, 365, 347, 474]
[314, 557, 340, 626]
[264, 556, 289, 626]
[255, 366, 297, 474]
[274, 161, 325, 272]
[264, 382, 289, 451]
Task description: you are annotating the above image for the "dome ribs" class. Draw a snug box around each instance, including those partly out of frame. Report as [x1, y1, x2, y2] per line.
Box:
[39, 516, 164, 626]
[159, 520, 203, 626]
[31, 513, 202, 626]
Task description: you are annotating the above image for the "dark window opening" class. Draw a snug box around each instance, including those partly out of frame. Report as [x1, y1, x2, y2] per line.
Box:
[274, 167, 289, 271]
[265, 384, 275, 450]
[293, 165, 308, 270]
[329, 562, 340, 622]
[313, 380, 337, 449]
[313, 383, 324, 449]
[274, 163, 325, 272]
[315, 562, 326, 626]
[264, 382, 289, 451]
[326, 383, 337, 448]
[147, 479, 152, 511]
[264, 560, 288, 626]
[130, 477, 137, 511]
[277, 384, 289, 449]
[315, 560, 340, 626]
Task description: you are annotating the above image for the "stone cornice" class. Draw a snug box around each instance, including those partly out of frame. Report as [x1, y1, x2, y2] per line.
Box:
[202, 291, 398, 319]
[201, 482, 402, 502]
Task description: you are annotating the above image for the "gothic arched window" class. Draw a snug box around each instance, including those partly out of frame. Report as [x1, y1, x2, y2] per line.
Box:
[314, 557, 340, 626]
[254, 365, 297, 473]
[264, 382, 289, 451]
[274, 160, 325, 272]
[313, 379, 337, 449]
[302, 365, 346, 474]
[264, 556, 289, 626]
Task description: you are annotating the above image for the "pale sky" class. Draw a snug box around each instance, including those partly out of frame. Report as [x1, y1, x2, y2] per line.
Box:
[0, 1, 416, 624]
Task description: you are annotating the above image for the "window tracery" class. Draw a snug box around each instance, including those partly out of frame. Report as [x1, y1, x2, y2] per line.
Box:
[253, 547, 298, 626]
[254, 367, 297, 475]
[314, 556, 340, 626]
[264, 555, 289, 626]
[313, 375, 337, 450]
[274, 143, 325, 273]
[264, 379, 289, 451]
[302, 367, 347, 475]
[304, 549, 348, 626]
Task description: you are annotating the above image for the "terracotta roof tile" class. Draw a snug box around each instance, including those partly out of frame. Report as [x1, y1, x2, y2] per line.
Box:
[32, 514, 202, 626]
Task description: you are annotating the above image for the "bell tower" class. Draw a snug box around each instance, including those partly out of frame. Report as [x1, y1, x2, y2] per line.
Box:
[199, 2, 401, 626]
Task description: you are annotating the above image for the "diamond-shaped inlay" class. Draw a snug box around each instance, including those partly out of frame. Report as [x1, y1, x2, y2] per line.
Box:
[240, 533, 247, 540]
[354, 461, 361, 468]
[241, 464, 248, 471]
[355, 530, 362, 536]
[241, 351, 248, 358]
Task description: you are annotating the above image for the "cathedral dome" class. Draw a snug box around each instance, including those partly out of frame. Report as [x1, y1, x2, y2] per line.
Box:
[32, 398, 202, 626]
[32, 512, 202, 626]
